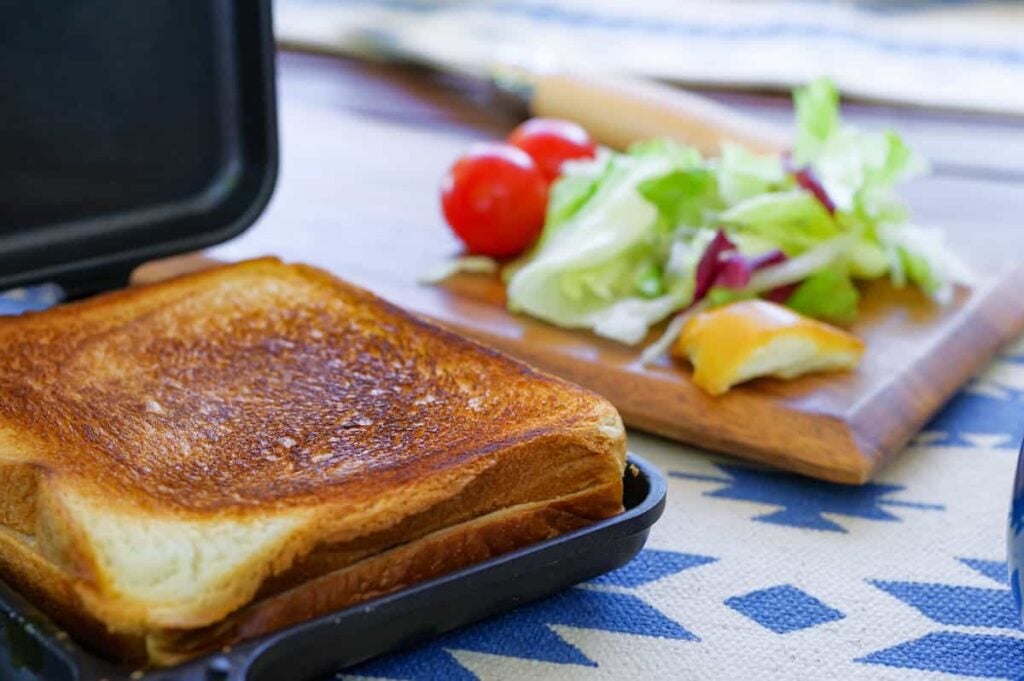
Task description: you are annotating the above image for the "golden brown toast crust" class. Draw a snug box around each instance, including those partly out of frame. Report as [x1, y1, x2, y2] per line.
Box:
[152, 481, 623, 666]
[0, 258, 615, 515]
[0, 258, 627, 665]
[0, 525, 148, 664]
[0, 462, 37, 534]
[0, 479, 620, 667]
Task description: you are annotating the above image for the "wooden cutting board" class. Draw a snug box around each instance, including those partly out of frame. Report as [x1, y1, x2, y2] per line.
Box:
[132, 58, 1024, 484]
[372, 268, 1024, 484]
[135, 252, 1024, 485]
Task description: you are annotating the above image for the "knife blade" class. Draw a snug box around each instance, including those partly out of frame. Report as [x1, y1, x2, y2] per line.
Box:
[322, 27, 790, 156]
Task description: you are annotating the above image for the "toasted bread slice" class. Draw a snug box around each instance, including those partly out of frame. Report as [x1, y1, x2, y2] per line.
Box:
[674, 300, 864, 395]
[0, 258, 626, 665]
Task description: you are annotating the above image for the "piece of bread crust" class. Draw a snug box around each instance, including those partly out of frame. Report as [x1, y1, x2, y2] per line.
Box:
[150, 480, 622, 666]
[0, 258, 626, 665]
[0, 479, 621, 666]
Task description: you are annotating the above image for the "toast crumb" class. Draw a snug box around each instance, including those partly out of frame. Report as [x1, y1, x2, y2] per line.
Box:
[628, 464, 640, 478]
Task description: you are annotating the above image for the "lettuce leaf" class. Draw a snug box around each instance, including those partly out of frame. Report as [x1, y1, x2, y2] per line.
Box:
[785, 267, 860, 324]
[633, 262, 665, 298]
[629, 138, 702, 165]
[506, 148, 695, 344]
[793, 78, 926, 217]
[705, 287, 756, 307]
[877, 222, 973, 303]
[539, 153, 615, 245]
[720, 189, 839, 253]
[789, 77, 959, 300]
[845, 236, 890, 279]
[638, 167, 720, 229]
[717, 142, 788, 206]
[793, 78, 840, 166]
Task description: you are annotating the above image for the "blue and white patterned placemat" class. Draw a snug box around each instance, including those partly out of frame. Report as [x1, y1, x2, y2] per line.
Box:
[0, 284, 62, 316]
[276, 0, 1024, 115]
[5, 285, 1022, 680]
[345, 342, 1024, 680]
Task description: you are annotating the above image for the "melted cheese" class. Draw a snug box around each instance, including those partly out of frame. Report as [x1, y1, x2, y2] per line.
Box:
[673, 300, 865, 395]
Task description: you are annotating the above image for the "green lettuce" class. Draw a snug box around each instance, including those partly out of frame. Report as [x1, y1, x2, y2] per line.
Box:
[785, 267, 860, 324]
[539, 153, 614, 244]
[502, 77, 970, 348]
[506, 147, 697, 344]
[716, 142, 788, 205]
[790, 78, 967, 299]
[721, 190, 838, 254]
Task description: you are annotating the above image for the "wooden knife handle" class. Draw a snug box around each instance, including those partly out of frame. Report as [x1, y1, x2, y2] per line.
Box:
[529, 73, 789, 156]
[130, 253, 222, 286]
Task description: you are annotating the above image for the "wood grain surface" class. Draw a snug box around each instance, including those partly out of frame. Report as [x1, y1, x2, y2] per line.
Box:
[200, 51, 1024, 483]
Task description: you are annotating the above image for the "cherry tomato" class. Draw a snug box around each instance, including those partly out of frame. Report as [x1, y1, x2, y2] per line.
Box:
[441, 143, 548, 258]
[507, 118, 597, 182]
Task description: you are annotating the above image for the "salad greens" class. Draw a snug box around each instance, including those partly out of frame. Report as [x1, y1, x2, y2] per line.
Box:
[505, 78, 970, 346]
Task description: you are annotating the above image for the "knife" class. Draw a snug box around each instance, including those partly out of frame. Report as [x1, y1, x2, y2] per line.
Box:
[318, 28, 790, 156]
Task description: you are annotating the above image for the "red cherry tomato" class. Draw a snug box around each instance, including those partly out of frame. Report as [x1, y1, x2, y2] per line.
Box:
[507, 118, 597, 182]
[441, 143, 548, 258]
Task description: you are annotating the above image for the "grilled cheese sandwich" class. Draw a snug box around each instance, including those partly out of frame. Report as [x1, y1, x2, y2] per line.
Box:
[0, 258, 626, 665]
